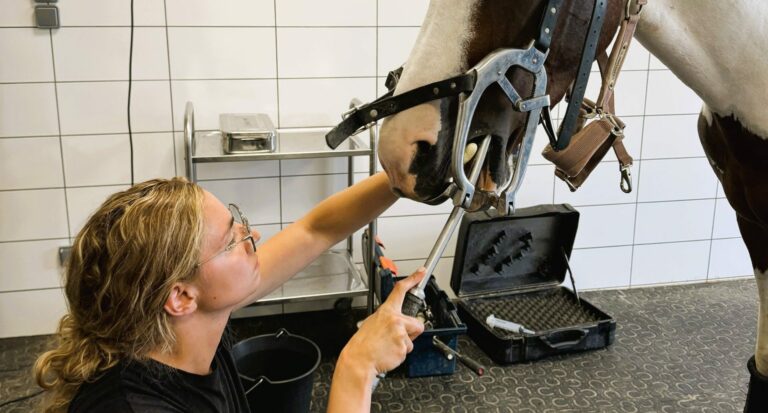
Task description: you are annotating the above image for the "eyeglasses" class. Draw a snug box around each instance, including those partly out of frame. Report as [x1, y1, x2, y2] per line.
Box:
[197, 204, 257, 267]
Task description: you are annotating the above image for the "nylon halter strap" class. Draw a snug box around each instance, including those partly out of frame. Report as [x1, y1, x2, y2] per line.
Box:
[538, 0, 609, 151]
[325, 0, 609, 153]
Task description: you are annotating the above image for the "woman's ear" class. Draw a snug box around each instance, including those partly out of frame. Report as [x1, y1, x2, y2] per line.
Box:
[163, 282, 198, 316]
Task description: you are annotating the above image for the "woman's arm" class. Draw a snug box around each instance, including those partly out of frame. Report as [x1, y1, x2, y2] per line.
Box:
[327, 269, 426, 412]
[236, 172, 398, 308]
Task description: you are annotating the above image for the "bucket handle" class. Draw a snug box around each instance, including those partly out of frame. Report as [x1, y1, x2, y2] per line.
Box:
[236, 328, 296, 395]
[239, 374, 266, 395]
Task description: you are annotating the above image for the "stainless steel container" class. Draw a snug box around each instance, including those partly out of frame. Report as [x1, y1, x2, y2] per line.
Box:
[221, 113, 277, 154]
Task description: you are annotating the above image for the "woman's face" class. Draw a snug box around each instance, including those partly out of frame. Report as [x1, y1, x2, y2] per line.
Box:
[194, 190, 261, 313]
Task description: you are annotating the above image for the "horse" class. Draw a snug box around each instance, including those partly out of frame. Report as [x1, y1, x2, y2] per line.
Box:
[353, 0, 767, 409]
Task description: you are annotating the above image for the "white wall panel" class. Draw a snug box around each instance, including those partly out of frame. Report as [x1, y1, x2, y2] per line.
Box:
[572, 204, 636, 249]
[708, 238, 753, 279]
[277, 28, 376, 78]
[554, 161, 639, 206]
[0, 28, 54, 82]
[0, 137, 63, 190]
[631, 241, 710, 285]
[195, 159, 279, 181]
[171, 79, 278, 131]
[637, 158, 717, 202]
[58, 81, 172, 135]
[0, 1, 35, 27]
[0, 189, 69, 242]
[278, 78, 376, 127]
[377, 27, 420, 75]
[54, 28, 168, 81]
[0, 289, 68, 338]
[168, 28, 276, 80]
[641, 114, 704, 159]
[645, 70, 703, 115]
[570, 246, 633, 290]
[0, 239, 68, 291]
[376, 214, 457, 262]
[198, 178, 281, 225]
[280, 174, 348, 222]
[634, 200, 715, 244]
[378, 0, 430, 26]
[277, 0, 376, 26]
[0, 83, 59, 138]
[62, 134, 131, 186]
[712, 198, 741, 239]
[165, 0, 274, 27]
[60, 0, 165, 26]
[132, 133, 177, 181]
[66, 185, 129, 238]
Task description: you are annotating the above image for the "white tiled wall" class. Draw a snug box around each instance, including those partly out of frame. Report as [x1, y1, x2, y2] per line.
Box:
[0, 0, 752, 338]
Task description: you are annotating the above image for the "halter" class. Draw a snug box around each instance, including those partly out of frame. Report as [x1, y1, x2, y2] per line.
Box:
[325, 0, 609, 214]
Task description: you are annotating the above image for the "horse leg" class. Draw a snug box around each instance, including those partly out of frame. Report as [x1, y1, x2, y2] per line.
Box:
[739, 218, 768, 412]
[697, 109, 768, 410]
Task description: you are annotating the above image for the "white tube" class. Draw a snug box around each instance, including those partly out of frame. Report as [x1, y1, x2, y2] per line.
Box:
[486, 314, 536, 335]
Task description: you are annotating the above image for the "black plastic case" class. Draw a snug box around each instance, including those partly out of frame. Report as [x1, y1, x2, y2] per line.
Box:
[450, 204, 615, 364]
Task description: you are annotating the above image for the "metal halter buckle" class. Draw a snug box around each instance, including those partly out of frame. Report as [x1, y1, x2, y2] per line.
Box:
[620, 164, 632, 193]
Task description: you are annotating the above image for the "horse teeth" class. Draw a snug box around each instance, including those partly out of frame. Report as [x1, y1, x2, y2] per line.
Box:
[463, 143, 478, 164]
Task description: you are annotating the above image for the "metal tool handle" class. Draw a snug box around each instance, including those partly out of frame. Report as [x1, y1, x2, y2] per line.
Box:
[402, 136, 492, 318]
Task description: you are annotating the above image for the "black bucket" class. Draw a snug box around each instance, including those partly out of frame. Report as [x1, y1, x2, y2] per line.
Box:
[232, 328, 321, 413]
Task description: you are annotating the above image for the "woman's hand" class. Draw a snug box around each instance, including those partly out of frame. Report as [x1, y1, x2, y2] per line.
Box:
[341, 268, 427, 377]
[327, 268, 427, 412]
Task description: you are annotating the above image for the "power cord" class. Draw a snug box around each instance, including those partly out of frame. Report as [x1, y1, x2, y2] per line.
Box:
[128, 0, 135, 185]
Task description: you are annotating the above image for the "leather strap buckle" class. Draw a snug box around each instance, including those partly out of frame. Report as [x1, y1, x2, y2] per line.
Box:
[626, 0, 646, 20]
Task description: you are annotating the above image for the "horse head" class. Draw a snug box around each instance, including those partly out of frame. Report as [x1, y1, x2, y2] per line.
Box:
[377, 0, 624, 207]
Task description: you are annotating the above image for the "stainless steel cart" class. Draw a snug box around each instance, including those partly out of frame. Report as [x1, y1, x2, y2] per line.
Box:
[183, 101, 378, 314]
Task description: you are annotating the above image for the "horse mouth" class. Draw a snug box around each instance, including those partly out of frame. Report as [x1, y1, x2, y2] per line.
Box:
[421, 187, 450, 205]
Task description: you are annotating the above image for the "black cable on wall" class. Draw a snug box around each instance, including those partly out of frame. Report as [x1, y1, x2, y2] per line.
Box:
[128, 0, 135, 186]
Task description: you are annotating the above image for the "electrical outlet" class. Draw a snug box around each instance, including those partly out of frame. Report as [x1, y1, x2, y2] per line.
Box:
[35, 5, 60, 29]
[58, 246, 71, 267]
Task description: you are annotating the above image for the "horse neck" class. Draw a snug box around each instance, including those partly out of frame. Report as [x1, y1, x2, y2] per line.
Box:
[634, 0, 768, 137]
[394, 1, 476, 95]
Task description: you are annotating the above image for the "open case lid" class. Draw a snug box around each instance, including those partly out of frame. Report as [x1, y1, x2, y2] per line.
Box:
[450, 204, 579, 298]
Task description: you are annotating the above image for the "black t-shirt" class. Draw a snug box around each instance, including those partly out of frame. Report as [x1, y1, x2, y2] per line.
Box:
[68, 334, 249, 413]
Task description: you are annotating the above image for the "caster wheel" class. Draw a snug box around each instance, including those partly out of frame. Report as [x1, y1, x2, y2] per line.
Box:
[334, 297, 353, 313]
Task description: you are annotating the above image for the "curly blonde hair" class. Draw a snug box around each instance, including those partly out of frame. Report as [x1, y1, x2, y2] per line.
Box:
[33, 177, 206, 413]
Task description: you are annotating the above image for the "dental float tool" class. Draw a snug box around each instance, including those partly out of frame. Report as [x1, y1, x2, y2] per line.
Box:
[401, 135, 492, 317]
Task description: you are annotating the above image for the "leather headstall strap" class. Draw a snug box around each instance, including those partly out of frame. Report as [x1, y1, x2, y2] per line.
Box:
[542, 0, 645, 193]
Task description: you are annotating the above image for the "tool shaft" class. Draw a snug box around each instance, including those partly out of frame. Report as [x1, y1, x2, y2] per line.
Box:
[404, 136, 493, 317]
[432, 337, 485, 376]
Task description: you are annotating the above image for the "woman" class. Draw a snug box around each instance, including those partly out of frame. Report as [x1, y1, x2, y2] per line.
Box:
[34, 173, 425, 412]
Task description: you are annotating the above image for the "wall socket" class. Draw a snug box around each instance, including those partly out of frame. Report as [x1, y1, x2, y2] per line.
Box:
[35, 5, 60, 29]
